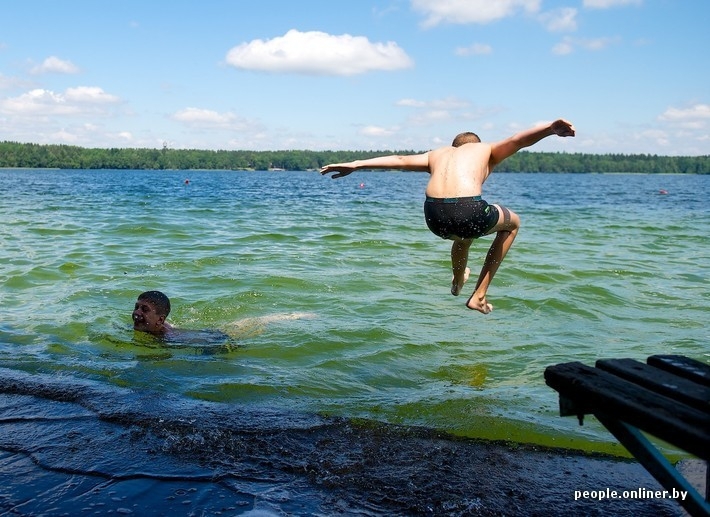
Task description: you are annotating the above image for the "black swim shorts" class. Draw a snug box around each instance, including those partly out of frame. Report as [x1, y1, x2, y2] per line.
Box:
[423, 196, 499, 240]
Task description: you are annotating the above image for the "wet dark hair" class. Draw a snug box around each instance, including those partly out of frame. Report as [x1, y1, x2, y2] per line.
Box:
[452, 132, 481, 147]
[137, 290, 171, 317]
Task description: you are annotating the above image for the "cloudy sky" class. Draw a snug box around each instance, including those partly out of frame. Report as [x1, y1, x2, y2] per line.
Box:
[1, 0, 708, 155]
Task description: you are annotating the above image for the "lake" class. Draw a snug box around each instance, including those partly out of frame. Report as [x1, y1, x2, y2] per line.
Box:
[1, 168, 708, 451]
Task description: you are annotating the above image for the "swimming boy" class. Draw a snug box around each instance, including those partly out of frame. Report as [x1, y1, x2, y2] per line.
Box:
[132, 290, 173, 335]
[320, 119, 575, 314]
[131, 290, 315, 340]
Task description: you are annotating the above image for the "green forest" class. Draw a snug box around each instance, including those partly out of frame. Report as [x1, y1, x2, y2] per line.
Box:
[1, 141, 708, 173]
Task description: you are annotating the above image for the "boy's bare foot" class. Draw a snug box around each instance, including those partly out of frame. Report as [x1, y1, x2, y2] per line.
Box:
[466, 293, 493, 314]
[451, 267, 470, 296]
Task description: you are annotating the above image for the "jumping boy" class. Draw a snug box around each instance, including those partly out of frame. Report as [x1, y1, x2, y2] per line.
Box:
[320, 119, 575, 314]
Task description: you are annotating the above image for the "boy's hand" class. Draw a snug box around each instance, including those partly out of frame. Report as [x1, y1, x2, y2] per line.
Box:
[551, 119, 575, 137]
[320, 164, 355, 179]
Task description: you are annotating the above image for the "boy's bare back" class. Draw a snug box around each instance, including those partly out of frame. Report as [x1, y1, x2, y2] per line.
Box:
[425, 143, 493, 199]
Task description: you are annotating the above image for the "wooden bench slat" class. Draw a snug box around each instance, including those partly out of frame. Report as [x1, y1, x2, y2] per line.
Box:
[595, 358, 710, 413]
[544, 362, 710, 460]
[647, 354, 710, 387]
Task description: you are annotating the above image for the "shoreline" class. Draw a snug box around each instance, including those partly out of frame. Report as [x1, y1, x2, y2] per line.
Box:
[0, 368, 701, 516]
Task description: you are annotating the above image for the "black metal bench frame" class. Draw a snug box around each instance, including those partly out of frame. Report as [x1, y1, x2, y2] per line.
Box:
[545, 354, 710, 517]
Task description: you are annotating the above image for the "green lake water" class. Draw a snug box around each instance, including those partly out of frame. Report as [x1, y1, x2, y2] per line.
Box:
[1, 168, 708, 457]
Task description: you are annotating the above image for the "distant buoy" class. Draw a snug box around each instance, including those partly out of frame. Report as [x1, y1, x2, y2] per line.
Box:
[359, 182, 365, 188]
[659, 189, 668, 195]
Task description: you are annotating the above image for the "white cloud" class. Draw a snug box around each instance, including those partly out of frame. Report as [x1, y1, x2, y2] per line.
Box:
[396, 98, 427, 108]
[360, 125, 398, 137]
[583, 0, 642, 8]
[0, 73, 33, 91]
[30, 56, 80, 75]
[1, 89, 75, 115]
[552, 39, 574, 55]
[0, 87, 119, 116]
[398, 97, 471, 110]
[65, 86, 119, 103]
[552, 36, 619, 55]
[411, 110, 453, 123]
[396, 96, 469, 125]
[658, 104, 710, 132]
[172, 107, 235, 127]
[626, 128, 670, 150]
[171, 107, 262, 133]
[581, 36, 620, 51]
[225, 30, 413, 76]
[411, 0, 541, 27]
[50, 129, 80, 143]
[455, 43, 493, 56]
[659, 104, 710, 122]
[538, 8, 578, 32]
[394, 96, 497, 128]
[431, 97, 471, 110]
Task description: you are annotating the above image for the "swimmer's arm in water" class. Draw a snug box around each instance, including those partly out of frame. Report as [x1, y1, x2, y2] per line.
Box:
[221, 312, 315, 339]
[320, 153, 431, 179]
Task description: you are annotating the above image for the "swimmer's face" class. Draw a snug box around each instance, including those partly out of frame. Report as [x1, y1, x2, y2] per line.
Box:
[132, 299, 166, 334]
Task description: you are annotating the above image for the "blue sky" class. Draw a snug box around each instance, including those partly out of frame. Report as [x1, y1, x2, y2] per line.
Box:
[1, 0, 708, 155]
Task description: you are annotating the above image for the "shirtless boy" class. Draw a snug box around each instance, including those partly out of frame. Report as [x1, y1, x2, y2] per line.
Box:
[132, 290, 173, 335]
[320, 119, 575, 314]
[131, 290, 315, 340]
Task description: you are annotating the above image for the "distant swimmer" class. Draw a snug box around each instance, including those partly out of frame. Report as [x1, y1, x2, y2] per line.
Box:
[321, 119, 576, 314]
[132, 290, 314, 343]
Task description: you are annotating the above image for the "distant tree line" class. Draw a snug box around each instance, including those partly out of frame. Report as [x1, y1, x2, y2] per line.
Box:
[0, 141, 708, 173]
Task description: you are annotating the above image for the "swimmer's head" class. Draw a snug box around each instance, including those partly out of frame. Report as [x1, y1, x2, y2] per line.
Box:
[137, 291, 170, 316]
[452, 132, 481, 147]
[133, 290, 171, 334]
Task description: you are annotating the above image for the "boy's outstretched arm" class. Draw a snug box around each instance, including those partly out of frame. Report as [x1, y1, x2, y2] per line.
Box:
[489, 119, 575, 168]
[321, 152, 430, 179]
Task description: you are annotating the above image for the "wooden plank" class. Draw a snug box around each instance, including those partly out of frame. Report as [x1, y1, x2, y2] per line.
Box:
[648, 355, 710, 387]
[544, 362, 710, 460]
[596, 358, 710, 413]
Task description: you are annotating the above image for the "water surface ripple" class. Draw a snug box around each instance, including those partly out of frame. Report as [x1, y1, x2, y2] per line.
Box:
[1, 169, 708, 454]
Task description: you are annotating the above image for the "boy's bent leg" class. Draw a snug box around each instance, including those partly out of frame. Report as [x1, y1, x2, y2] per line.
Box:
[451, 238, 473, 296]
[466, 205, 520, 313]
